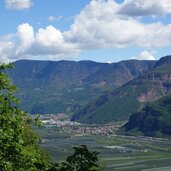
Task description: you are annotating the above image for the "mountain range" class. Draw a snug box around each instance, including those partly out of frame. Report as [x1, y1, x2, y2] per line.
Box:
[7, 59, 155, 115]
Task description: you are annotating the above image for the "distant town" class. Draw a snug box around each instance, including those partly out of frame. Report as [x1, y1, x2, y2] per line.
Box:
[39, 114, 122, 136]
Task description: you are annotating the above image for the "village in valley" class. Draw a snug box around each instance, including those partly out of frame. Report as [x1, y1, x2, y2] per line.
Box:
[39, 114, 122, 136]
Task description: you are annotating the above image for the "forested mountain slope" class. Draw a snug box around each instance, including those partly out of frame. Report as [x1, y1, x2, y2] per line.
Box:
[122, 95, 171, 137]
[72, 56, 171, 123]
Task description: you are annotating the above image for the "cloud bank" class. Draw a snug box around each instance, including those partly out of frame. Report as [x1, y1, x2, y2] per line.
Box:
[1, 0, 171, 62]
[119, 0, 171, 17]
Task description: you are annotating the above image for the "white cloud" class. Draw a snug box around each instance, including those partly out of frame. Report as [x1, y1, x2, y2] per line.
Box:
[135, 51, 156, 60]
[16, 23, 35, 56]
[65, 0, 171, 49]
[119, 0, 171, 17]
[5, 0, 32, 10]
[33, 26, 79, 59]
[0, 23, 79, 62]
[36, 26, 63, 47]
[0, 41, 15, 63]
[48, 15, 63, 22]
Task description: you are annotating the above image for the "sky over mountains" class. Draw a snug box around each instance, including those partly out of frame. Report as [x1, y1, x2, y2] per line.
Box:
[0, 0, 171, 63]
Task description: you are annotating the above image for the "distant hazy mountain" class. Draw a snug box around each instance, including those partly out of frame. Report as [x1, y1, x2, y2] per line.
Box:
[121, 95, 171, 137]
[72, 56, 171, 124]
[7, 59, 155, 114]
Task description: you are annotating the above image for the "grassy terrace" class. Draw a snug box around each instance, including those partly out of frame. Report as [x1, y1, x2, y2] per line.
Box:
[35, 126, 171, 171]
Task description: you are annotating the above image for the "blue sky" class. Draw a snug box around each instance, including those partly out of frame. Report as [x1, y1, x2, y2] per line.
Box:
[0, 0, 171, 63]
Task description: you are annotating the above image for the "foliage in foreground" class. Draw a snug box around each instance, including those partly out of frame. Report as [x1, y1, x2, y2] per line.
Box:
[0, 63, 102, 171]
[0, 63, 50, 170]
[49, 145, 103, 171]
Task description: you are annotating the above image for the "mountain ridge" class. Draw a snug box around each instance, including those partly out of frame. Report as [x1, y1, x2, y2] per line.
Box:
[6, 59, 155, 115]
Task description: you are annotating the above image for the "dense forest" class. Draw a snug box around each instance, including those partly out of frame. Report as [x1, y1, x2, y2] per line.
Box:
[122, 95, 171, 137]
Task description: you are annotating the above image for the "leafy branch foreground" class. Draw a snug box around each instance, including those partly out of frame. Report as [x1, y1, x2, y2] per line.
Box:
[0, 63, 102, 171]
[49, 145, 103, 171]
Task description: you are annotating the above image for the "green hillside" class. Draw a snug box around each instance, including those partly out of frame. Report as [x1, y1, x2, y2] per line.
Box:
[72, 56, 171, 123]
[7, 59, 154, 114]
[121, 95, 171, 137]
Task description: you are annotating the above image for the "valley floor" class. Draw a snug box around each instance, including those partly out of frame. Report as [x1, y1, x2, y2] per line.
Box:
[35, 123, 171, 171]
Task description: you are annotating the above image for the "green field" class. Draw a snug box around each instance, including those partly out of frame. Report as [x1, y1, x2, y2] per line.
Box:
[35, 127, 171, 171]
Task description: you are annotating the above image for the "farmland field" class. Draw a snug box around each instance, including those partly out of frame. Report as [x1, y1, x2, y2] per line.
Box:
[35, 126, 171, 171]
